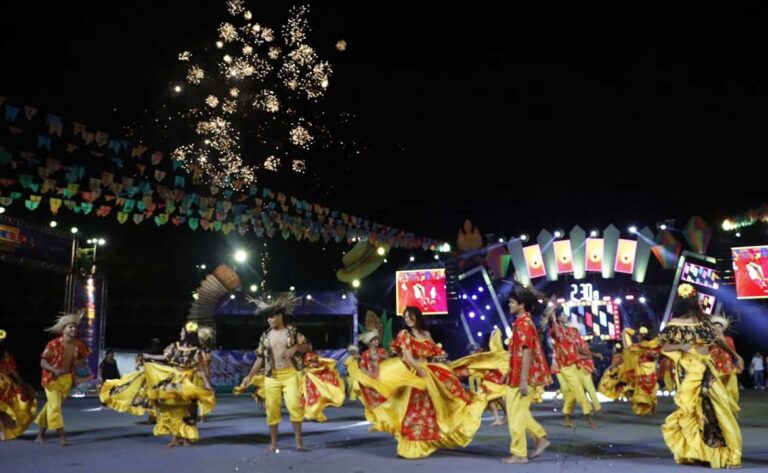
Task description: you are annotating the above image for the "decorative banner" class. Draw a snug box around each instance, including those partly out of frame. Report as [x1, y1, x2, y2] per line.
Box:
[683, 216, 711, 255]
[0, 215, 73, 272]
[553, 240, 574, 274]
[484, 245, 508, 280]
[0, 99, 448, 250]
[615, 239, 638, 274]
[585, 238, 604, 272]
[652, 230, 682, 270]
[523, 244, 546, 279]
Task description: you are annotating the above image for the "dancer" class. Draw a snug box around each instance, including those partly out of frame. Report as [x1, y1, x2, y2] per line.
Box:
[239, 294, 312, 452]
[35, 312, 91, 446]
[0, 329, 37, 441]
[660, 283, 743, 469]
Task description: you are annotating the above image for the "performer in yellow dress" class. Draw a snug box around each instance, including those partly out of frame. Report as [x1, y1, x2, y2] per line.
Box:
[301, 351, 345, 422]
[451, 328, 509, 425]
[349, 306, 487, 459]
[598, 342, 628, 400]
[0, 329, 37, 441]
[100, 322, 215, 447]
[622, 326, 661, 416]
[660, 284, 743, 469]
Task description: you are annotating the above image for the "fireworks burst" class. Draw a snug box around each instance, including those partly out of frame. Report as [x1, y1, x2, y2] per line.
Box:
[169, 2, 356, 188]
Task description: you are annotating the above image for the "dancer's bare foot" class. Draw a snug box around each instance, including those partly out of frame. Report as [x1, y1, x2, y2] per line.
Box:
[531, 438, 551, 458]
[490, 419, 504, 426]
[562, 415, 574, 428]
[182, 439, 192, 447]
[268, 443, 279, 453]
[166, 438, 180, 448]
[587, 415, 597, 429]
[593, 409, 603, 417]
[35, 434, 46, 444]
[59, 438, 69, 447]
[501, 455, 528, 464]
[295, 443, 307, 452]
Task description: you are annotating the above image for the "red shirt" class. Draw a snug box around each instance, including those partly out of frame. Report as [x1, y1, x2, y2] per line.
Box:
[551, 324, 581, 368]
[577, 338, 595, 373]
[390, 330, 445, 360]
[360, 347, 389, 377]
[508, 312, 552, 388]
[711, 336, 736, 375]
[40, 336, 90, 388]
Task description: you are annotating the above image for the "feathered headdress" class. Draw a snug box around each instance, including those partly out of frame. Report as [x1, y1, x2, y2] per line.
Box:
[46, 311, 84, 334]
[247, 293, 301, 317]
[710, 315, 731, 331]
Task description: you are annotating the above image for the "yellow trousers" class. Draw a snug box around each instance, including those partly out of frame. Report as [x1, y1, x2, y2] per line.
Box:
[264, 367, 303, 426]
[35, 374, 73, 430]
[580, 369, 601, 412]
[561, 365, 592, 416]
[505, 386, 547, 458]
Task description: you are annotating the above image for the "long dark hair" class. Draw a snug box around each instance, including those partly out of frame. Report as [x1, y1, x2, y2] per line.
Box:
[672, 293, 705, 322]
[403, 306, 427, 333]
[181, 328, 200, 347]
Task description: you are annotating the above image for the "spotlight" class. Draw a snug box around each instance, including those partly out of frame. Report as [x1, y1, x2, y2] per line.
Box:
[462, 294, 468, 300]
[520, 234, 529, 242]
[289, 286, 296, 291]
[352, 280, 361, 288]
[589, 229, 600, 238]
[735, 233, 741, 238]
[70, 227, 78, 234]
[306, 295, 312, 300]
[250, 284, 258, 292]
[625, 295, 635, 301]
[230, 294, 236, 300]
[200, 264, 207, 270]
[342, 294, 347, 300]
[478, 287, 484, 293]
[554, 229, 564, 239]
[659, 224, 668, 230]
[409, 256, 415, 262]
[639, 296, 647, 303]
[173, 85, 182, 93]
[98, 238, 106, 246]
[628, 226, 638, 234]
[49, 221, 57, 228]
[468, 312, 476, 318]
[498, 238, 504, 243]
[377, 247, 386, 256]
[234, 250, 247, 262]
[476, 332, 483, 338]
[614, 297, 622, 304]
[471, 295, 477, 301]
[434, 254, 440, 260]
[485, 305, 491, 310]
[0, 206, 5, 214]
[441, 243, 451, 253]
[480, 315, 486, 321]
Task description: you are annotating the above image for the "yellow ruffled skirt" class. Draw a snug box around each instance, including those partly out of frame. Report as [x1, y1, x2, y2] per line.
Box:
[0, 373, 36, 440]
[349, 357, 487, 459]
[302, 358, 346, 422]
[661, 351, 741, 469]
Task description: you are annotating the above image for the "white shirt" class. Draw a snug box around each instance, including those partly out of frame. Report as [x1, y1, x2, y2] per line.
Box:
[751, 356, 765, 372]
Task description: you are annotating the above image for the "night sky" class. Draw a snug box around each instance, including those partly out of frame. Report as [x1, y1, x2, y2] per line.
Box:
[1, 2, 767, 380]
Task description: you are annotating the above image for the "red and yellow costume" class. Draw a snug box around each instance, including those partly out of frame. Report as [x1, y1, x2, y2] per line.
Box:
[35, 337, 90, 431]
[0, 352, 36, 440]
[301, 352, 345, 422]
[506, 312, 552, 458]
[348, 329, 486, 459]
